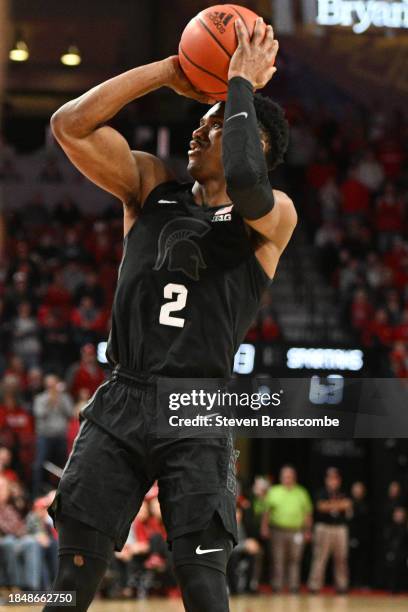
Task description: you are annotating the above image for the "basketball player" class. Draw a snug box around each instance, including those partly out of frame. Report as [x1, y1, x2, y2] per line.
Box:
[45, 18, 296, 611]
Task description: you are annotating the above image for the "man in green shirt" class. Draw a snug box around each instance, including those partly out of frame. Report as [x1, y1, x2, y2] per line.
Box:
[262, 465, 312, 592]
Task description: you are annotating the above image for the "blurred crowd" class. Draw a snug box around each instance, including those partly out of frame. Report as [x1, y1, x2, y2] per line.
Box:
[233, 466, 408, 596]
[1, 101, 407, 377]
[1, 455, 408, 599]
[0, 98, 407, 599]
[287, 105, 408, 376]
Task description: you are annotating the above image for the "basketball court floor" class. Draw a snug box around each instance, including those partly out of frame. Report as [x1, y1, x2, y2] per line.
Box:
[10, 594, 408, 612]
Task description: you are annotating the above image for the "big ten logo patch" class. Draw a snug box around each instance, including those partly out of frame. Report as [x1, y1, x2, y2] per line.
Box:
[212, 205, 233, 223]
[208, 11, 234, 34]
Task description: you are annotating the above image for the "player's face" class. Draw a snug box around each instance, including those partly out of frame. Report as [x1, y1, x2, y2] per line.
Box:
[188, 102, 225, 181]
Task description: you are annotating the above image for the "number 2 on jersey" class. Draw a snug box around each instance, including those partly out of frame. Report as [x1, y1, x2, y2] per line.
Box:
[159, 283, 188, 328]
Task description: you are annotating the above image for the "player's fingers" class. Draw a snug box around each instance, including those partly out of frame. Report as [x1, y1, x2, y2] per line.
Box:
[234, 19, 248, 47]
[269, 39, 279, 58]
[263, 25, 275, 46]
[252, 17, 265, 45]
[196, 91, 217, 104]
[261, 25, 274, 51]
[188, 87, 216, 105]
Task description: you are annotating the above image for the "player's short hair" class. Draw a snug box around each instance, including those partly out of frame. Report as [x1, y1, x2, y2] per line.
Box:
[253, 94, 289, 171]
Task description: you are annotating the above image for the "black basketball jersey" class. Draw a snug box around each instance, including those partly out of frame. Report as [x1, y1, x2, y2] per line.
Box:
[106, 181, 270, 378]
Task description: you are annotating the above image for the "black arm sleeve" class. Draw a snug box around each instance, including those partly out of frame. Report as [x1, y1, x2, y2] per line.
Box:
[222, 76, 274, 220]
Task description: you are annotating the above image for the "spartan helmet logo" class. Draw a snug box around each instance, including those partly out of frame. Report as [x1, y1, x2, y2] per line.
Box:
[154, 217, 210, 281]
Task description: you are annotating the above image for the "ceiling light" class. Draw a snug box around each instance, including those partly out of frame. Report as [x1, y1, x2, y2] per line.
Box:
[9, 39, 29, 62]
[61, 44, 81, 67]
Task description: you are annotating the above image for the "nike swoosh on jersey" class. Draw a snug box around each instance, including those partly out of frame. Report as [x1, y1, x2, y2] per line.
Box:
[195, 545, 224, 555]
[158, 199, 178, 204]
[226, 111, 248, 122]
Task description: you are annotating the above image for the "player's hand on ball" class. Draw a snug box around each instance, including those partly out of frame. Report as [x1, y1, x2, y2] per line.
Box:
[228, 18, 278, 90]
[165, 56, 216, 104]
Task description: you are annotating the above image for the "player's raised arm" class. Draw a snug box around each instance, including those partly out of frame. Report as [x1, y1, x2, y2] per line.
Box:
[222, 18, 297, 259]
[50, 57, 213, 225]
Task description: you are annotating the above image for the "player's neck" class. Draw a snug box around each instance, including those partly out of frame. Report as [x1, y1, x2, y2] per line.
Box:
[192, 180, 231, 208]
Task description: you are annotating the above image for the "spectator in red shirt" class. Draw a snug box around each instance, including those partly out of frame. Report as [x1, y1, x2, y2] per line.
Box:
[74, 270, 105, 308]
[394, 311, 408, 343]
[66, 388, 91, 454]
[375, 182, 405, 252]
[350, 289, 374, 331]
[260, 314, 280, 342]
[0, 447, 19, 483]
[66, 344, 105, 400]
[70, 296, 107, 347]
[86, 227, 112, 265]
[363, 308, 394, 348]
[0, 376, 35, 482]
[245, 321, 260, 342]
[3, 356, 28, 391]
[133, 500, 155, 551]
[383, 238, 408, 274]
[385, 291, 402, 326]
[377, 137, 405, 179]
[306, 147, 337, 190]
[40, 309, 73, 373]
[134, 497, 168, 575]
[4, 272, 36, 321]
[42, 270, 72, 320]
[340, 168, 370, 219]
[393, 257, 408, 294]
[7, 241, 40, 289]
[389, 341, 408, 378]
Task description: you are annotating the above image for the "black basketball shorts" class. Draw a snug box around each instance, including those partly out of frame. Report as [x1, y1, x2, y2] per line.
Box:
[49, 369, 239, 552]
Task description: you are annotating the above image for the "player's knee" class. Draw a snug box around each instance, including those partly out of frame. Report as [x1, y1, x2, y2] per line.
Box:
[52, 554, 89, 590]
[45, 553, 107, 612]
[179, 572, 204, 609]
[176, 564, 229, 612]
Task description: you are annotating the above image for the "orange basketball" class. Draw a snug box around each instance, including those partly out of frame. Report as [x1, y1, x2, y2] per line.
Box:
[178, 4, 263, 101]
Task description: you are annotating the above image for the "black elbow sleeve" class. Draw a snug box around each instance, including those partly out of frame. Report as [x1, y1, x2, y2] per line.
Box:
[222, 77, 274, 220]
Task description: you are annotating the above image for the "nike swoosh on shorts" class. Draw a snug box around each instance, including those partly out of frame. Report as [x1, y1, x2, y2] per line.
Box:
[158, 199, 178, 203]
[195, 545, 224, 555]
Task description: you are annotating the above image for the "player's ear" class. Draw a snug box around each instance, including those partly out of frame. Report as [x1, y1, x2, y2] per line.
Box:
[260, 134, 269, 156]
